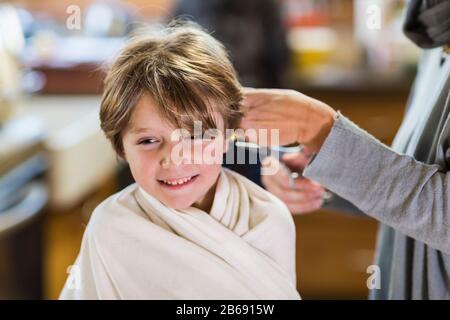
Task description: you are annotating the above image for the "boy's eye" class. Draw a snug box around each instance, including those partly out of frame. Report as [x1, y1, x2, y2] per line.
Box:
[138, 138, 159, 145]
[188, 133, 218, 141]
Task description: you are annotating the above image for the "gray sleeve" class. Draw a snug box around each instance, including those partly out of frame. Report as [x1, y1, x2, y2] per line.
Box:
[303, 112, 450, 254]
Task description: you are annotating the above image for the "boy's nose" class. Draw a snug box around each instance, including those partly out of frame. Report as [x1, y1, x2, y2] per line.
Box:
[160, 141, 192, 168]
[160, 156, 171, 168]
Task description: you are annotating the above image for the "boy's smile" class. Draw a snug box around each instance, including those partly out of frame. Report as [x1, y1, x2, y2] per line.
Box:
[157, 174, 199, 189]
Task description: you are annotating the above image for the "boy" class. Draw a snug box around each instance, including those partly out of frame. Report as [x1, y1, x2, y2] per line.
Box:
[59, 21, 300, 300]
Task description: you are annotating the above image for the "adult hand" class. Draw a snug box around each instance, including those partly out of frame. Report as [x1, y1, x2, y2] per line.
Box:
[261, 152, 326, 214]
[239, 88, 338, 152]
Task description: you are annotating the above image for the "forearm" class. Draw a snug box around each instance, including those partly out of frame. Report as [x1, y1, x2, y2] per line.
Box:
[303, 112, 450, 253]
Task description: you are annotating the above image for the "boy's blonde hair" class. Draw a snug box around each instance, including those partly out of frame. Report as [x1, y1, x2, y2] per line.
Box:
[100, 21, 243, 158]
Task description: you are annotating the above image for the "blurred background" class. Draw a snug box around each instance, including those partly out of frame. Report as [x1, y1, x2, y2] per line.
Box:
[0, 0, 420, 299]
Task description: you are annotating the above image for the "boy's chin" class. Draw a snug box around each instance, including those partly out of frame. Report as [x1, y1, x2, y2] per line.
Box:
[160, 198, 196, 211]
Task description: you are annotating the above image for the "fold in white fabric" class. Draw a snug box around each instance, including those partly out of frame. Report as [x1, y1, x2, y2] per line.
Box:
[59, 168, 301, 299]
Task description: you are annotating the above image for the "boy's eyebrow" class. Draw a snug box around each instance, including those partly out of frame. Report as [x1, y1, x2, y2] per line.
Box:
[130, 126, 176, 135]
[130, 127, 154, 134]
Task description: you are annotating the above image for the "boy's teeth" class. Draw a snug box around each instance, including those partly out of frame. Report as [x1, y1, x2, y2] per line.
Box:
[163, 175, 194, 185]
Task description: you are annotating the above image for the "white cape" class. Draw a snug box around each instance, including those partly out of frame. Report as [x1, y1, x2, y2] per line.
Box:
[59, 168, 301, 299]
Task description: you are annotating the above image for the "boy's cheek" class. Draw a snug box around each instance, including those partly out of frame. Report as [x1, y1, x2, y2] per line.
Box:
[198, 164, 222, 179]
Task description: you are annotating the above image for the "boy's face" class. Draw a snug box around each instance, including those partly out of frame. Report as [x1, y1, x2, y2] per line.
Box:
[122, 94, 228, 210]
